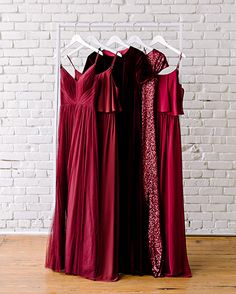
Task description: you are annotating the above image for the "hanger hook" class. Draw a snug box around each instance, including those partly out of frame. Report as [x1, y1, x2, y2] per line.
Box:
[90, 22, 95, 31]
[113, 22, 116, 48]
[74, 22, 78, 35]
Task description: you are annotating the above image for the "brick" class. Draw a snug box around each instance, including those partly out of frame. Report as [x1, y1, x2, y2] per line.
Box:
[14, 211, 37, 220]
[0, 211, 13, 220]
[18, 220, 30, 228]
[210, 179, 235, 187]
[120, 5, 144, 13]
[67, 4, 93, 12]
[0, 4, 17, 12]
[214, 212, 236, 220]
[1, 32, 25, 40]
[146, 5, 170, 13]
[171, 5, 196, 13]
[224, 188, 236, 195]
[29, 14, 52, 22]
[3, 49, 28, 57]
[1, 13, 26, 22]
[187, 212, 212, 221]
[201, 204, 226, 212]
[208, 161, 233, 170]
[43, 4, 67, 13]
[52, 14, 77, 22]
[15, 23, 39, 31]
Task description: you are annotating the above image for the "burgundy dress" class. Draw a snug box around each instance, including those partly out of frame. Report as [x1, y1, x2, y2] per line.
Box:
[45, 63, 81, 270]
[141, 49, 169, 277]
[65, 52, 121, 281]
[157, 54, 192, 277]
[83, 47, 152, 275]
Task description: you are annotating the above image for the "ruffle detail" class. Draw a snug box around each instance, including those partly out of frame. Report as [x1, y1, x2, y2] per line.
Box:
[158, 70, 184, 116]
[96, 73, 122, 113]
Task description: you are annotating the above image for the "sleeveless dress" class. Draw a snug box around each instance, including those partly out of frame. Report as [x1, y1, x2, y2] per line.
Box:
[45, 62, 81, 271]
[65, 52, 121, 281]
[141, 49, 169, 277]
[157, 54, 192, 277]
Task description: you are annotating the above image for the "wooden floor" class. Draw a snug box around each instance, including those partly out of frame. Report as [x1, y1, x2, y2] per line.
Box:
[0, 236, 235, 294]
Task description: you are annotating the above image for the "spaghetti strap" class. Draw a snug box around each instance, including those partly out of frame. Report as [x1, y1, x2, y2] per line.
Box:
[111, 51, 119, 69]
[67, 55, 76, 70]
[95, 48, 102, 65]
[176, 52, 182, 70]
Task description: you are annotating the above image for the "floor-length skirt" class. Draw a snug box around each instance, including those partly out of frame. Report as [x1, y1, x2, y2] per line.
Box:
[65, 106, 120, 281]
[45, 105, 75, 271]
[65, 105, 99, 279]
[96, 112, 119, 281]
[158, 113, 192, 277]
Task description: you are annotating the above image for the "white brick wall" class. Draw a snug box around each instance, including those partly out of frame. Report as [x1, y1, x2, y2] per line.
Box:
[0, 0, 235, 235]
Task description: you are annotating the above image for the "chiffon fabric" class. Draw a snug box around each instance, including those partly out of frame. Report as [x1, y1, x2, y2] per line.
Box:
[157, 54, 192, 277]
[45, 62, 81, 271]
[46, 52, 121, 281]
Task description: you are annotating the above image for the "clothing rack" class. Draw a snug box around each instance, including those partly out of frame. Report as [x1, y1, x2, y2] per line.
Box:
[53, 21, 184, 204]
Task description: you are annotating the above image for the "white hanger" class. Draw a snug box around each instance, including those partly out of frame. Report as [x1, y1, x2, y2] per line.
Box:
[61, 34, 103, 57]
[106, 35, 129, 50]
[127, 35, 153, 52]
[86, 35, 122, 57]
[126, 22, 152, 52]
[149, 35, 186, 58]
[64, 35, 124, 58]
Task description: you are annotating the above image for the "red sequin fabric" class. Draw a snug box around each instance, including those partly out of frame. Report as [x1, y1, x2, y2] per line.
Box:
[141, 49, 168, 277]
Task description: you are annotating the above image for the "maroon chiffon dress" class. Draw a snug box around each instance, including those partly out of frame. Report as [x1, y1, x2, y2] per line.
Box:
[65, 52, 121, 281]
[46, 52, 121, 281]
[157, 54, 192, 277]
[45, 61, 81, 270]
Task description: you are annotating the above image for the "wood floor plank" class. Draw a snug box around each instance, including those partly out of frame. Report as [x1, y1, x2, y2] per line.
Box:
[0, 236, 235, 294]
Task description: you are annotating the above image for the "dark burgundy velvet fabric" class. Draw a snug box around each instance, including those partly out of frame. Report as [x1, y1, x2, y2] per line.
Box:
[84, 47, 152, 275]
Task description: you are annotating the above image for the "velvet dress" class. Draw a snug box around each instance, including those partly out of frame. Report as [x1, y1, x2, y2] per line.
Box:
[84, 46, 152, 275]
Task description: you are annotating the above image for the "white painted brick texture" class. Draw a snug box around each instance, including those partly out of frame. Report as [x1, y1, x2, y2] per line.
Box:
[0, 0, 235, 235]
